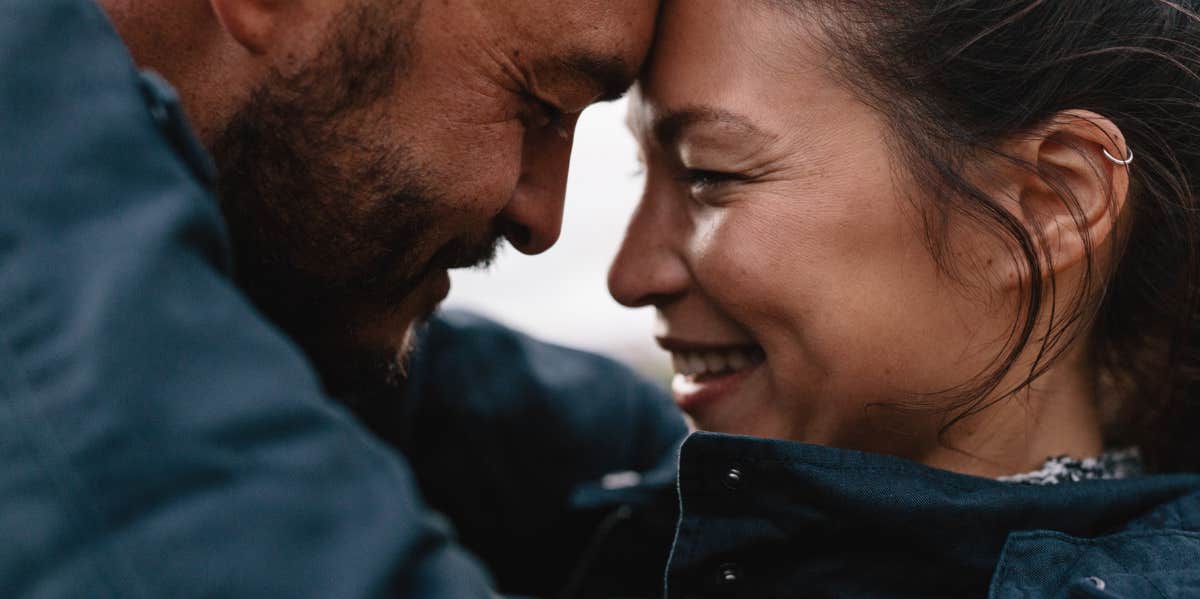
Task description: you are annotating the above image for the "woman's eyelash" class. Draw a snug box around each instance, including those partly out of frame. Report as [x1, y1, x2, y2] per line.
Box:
[677, 169, 745, 189]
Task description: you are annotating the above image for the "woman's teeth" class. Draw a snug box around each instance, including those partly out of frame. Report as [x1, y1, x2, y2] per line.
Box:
[671, 348, 763, 378]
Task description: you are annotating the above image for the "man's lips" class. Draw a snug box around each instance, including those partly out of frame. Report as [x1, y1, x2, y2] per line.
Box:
[408, 240, 490, 301]
[427, 231, 503, 272]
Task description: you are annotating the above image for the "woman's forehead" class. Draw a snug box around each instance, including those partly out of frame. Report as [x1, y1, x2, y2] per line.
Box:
[630, 2, 846, 146]
[643, 6, 828, 107]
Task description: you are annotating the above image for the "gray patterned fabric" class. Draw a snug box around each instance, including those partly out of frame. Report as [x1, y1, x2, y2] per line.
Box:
[999, 448, 1144, 485]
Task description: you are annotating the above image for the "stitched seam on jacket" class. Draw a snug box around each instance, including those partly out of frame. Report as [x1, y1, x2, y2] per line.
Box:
[1008, 529, 1200, 544]
[991, 530, 1200, 599]
[1134, 571, 1171, 599]
[1067, 536, 1166, 599]
[987, 535, 1019, 599]
[991, 532, 1095, 599]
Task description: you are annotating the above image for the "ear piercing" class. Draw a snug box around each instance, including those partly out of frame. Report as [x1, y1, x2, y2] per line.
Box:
[1103, 147, 1134, 166]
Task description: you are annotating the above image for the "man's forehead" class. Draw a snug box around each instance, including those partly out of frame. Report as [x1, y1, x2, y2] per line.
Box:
[532, 50, 638, 103]
[491, 0, 659, 37]
[495, 0, 659, 70]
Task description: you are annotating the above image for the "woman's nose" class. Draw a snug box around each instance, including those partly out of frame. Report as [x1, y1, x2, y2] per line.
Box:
[501, 120, 578, 255]
[608, 191, 690, 308]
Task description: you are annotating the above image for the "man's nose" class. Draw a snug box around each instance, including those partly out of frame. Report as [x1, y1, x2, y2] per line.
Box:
[501, 123, 577, 255]
[608, 188, 690, 308]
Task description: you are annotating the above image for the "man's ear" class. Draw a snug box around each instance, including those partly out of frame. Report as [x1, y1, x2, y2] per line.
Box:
[991, 110, 1132, 288]
[209, 0, 310, 56]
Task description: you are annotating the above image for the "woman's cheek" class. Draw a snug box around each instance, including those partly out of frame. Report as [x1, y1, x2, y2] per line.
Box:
[690, 212, 762, 295]
[693, 209, 809, 343]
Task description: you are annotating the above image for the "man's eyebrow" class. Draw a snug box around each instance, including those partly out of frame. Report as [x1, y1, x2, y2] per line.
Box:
[548, 51, 638, 104]
[653, 106, 773, 147]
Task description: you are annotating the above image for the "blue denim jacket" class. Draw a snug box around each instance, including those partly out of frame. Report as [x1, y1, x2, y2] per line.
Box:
[564, 432, 1200, 598]
[364, 311, 688, 596]
[680, 434, 1200, 598]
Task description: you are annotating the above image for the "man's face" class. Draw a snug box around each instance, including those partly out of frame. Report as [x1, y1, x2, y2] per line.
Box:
[211, 0, 658, 393]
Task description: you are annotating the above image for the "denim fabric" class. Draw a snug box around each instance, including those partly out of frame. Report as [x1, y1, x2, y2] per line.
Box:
[557, 431, 1200, 597]
[362, 311, 688, 597]
[565, 439, 684, 599]
[661, 433, 1200, 598]
[991, 530, 1200, 598]
[0, 1, 497, 596]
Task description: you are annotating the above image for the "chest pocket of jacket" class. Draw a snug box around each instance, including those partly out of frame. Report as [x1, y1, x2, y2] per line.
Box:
[988, 530, 1200, 599]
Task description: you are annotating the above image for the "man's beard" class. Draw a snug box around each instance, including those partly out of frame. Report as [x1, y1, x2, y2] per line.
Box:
[208, 1, 498, 405]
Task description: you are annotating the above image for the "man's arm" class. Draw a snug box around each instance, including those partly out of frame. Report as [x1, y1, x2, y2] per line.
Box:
[355, 311, 687, 595]
[0, 1, 494, 596]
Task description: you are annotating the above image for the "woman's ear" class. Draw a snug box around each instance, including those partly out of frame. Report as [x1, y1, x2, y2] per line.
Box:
[992, 110, 1131, 288]
[209, 0, 311, 56]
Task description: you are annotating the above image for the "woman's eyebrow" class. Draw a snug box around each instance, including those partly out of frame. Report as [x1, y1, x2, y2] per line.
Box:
[652, 106, 773, 146]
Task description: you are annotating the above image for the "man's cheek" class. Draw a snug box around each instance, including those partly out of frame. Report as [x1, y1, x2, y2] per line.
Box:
[431, 123, 525, 212]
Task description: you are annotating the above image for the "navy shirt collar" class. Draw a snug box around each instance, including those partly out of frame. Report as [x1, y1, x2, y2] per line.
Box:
[666, 432, 1200, 597]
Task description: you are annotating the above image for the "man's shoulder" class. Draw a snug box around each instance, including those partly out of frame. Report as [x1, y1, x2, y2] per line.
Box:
[404, 308, 685, 459]
[1, 0, 224, 245]
[421, 309, 658, 394]
[0, 4, 498, 596]
[392, 310, 685, 596]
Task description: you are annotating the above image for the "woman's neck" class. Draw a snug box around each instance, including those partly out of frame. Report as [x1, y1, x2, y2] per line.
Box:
[919, 346, 1105, 479]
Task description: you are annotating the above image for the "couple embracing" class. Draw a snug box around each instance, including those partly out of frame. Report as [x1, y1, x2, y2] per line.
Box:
[4, 0, 1200, 597]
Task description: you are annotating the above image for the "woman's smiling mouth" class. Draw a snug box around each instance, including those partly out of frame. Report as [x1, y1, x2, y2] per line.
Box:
[658, 338, 765, 412]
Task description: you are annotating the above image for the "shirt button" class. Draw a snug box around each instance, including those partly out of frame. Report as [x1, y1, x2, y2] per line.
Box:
[138, 70, 175, 125]
[137, 70, 218, 187]
[717, 563, 743, 585]
[723, 467, 744, 490]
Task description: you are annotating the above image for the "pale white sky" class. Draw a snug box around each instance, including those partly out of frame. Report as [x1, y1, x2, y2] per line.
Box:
[443, 98, 670, 377]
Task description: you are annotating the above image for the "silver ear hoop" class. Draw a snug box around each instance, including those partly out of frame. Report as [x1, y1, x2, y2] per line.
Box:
[1103, 147, 1134, 166]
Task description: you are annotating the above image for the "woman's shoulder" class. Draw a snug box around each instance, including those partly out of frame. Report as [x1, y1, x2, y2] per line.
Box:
[992, 481, 1200, 598]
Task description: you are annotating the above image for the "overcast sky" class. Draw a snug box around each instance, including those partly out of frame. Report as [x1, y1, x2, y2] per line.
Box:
[443, 98, 670, 377]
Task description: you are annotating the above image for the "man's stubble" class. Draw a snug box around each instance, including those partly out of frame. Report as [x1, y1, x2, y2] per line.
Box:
[209, 1, 499, 405]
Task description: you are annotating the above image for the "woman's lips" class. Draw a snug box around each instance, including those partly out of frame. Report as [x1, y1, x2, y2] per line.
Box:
[660, 342, 765, 412]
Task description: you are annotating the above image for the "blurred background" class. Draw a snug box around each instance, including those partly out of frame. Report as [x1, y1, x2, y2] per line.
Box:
[443, 98, 671, 381]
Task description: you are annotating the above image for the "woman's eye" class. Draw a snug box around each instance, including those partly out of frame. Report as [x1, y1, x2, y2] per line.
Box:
[678, 169, 743, 193]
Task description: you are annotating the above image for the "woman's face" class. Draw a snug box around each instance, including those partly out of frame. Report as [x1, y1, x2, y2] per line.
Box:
[609, 1, 1015, 454]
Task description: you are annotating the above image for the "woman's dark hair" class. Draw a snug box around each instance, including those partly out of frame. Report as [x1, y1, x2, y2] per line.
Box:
[785, 1, 1200, 472]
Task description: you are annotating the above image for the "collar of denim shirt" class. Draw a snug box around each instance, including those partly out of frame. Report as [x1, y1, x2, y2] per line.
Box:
[662, 431, 1200, 597]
